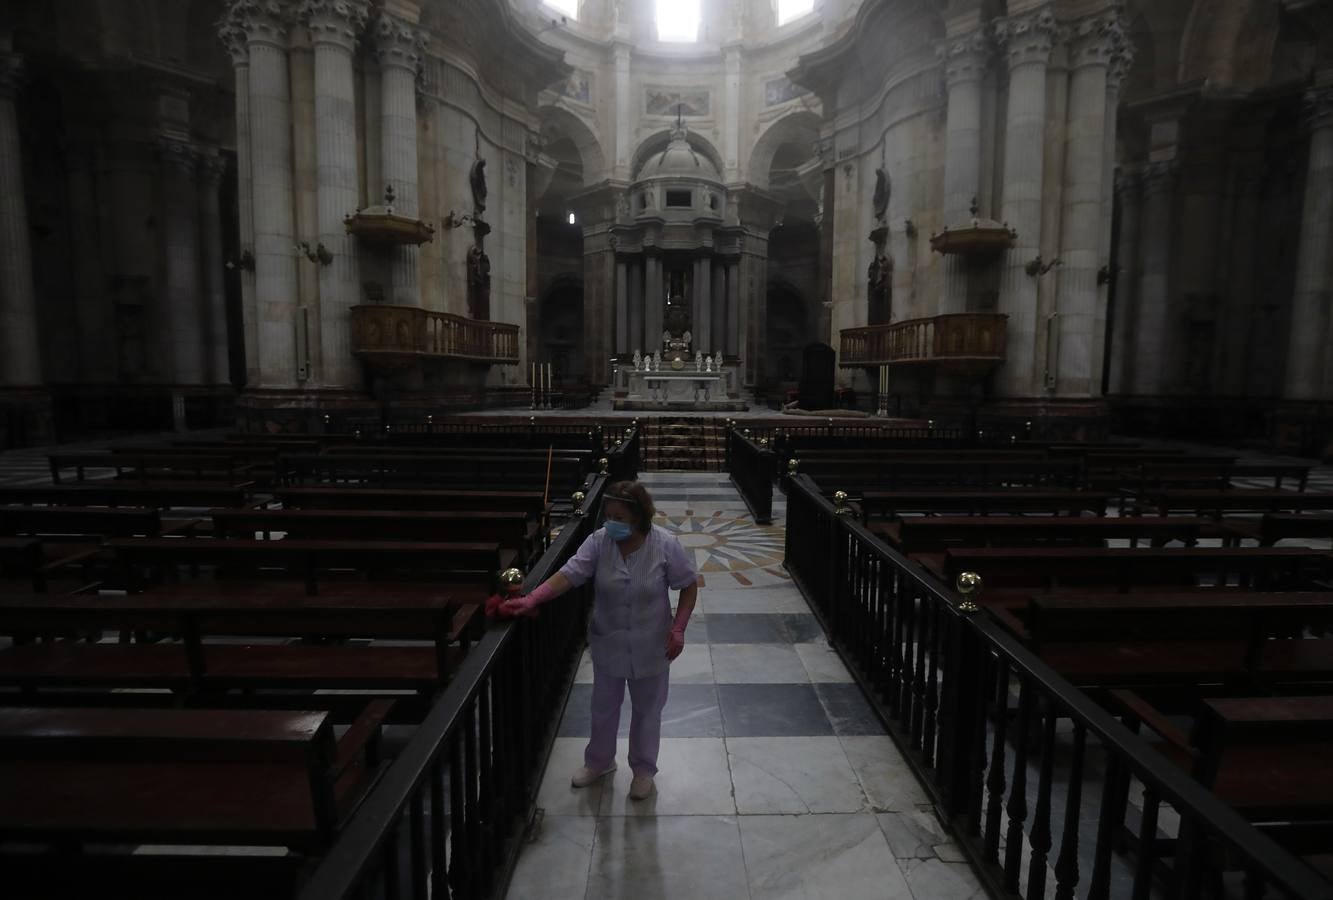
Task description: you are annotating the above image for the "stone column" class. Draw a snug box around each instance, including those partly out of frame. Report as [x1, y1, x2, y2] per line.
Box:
[725, 260, 740, 357]
[158, 138, 205, 386]
[1093, 38, 1134, 391]
[1054, 12, 1120, 397]
[615, 258, 629, 354]
[994, 6, 1058, 398]
[627, 259, 643, 354]
[695, 255, 712, 356]
[613, 40, 632, 181]
[1284, 82, 1333, 400]
[197, 153, 232, 385]
[739, 242, 768, 385]
[711, 261, 726, 357]
[937, 29, 989, 314]
[374, 11, 427, 306]
[723, 44, 742, 181]
[1129, 161, 1176, 396]
[305, 0, 367, 388]
[65, 140, 116, 383]
[1106, 167, 1141, 395]
[236, 0, 300, 389]
[644, 255, 663, 354]
[219, 14, 259, 387]
[0, 40, 42, 386]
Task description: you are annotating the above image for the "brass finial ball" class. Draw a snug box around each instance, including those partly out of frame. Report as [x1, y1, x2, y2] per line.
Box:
[833, 490, 849, 506]
[956, 571, 983, 595]
[572, 490, 586, 507]
[743, 428, 751, 437]
[598, 457, 609, 473]
[499, 567, 525, 593]
[759, 437, 769, 447]
[787, 458, 799, 475]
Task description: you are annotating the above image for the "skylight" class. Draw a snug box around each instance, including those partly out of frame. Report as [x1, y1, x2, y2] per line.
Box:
[776, 0, 814, 25]
[544, 0, 579, 20]
[656, 0, 700, 42]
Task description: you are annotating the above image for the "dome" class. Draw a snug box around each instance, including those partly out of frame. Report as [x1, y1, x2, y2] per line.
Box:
[636, 124, 722, 183]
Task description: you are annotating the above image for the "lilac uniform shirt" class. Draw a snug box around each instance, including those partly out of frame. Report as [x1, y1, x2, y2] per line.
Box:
[558, 523, 698, 679]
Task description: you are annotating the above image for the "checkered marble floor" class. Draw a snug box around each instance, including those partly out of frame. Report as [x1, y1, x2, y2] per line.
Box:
[504, 472, 983, 900]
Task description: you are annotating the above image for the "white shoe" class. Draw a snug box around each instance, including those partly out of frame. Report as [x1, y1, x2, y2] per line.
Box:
[629, 775, 656, 800]
[571, 764, 616, 788]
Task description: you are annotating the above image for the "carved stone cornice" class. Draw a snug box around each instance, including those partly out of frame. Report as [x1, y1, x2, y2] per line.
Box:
[1106, 39, 1136, 92]
[374, 13, 429, 73]
[217, 17, 249, 66]
[1140, 159, 1177, 195]
[1303, 84, 1333, 133]
[1067, 10, 1126, 71]
[157, 137, 198, 178]
[993, 6, 1059, 71]
[936, 30, 991, 89]
[302, 0, 368, 52]
[196, 152, 228, 186]
[1114, 164, 1142, 202]
[228, 0, 295, 50]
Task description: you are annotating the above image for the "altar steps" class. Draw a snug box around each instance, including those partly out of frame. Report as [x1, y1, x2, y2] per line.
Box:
[642, 416, 728, 472]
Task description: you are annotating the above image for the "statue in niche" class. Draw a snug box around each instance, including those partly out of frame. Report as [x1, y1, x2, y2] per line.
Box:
[867, 247, 893, 326]
[872, 167, 890, 224]
[467, 243, 491, 320]
[470, 158, 488, 214]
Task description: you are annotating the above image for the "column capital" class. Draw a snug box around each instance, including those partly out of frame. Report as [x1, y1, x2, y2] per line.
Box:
[196, 151, 229, 186]
[157, 137, 199, 178]
[935, 30, 991, 88]
[993, 6, 1059, 70]
[301, 0, 369, 52]
[227, 0, 295, 50]
[374, 12, 428, 73]
[1067, 10, 1127, 71]
[1140, 159, 1177, 195]
[1106, 39, 1136, 92]
[1303, 84, 1333, 133]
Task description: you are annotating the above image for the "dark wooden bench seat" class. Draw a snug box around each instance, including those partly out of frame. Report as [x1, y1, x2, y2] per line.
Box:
[938, 546, 1332, 594]
[49, 453, 256, 485]
[0, 482, 254, 510]
[798, 459, 1086, 491]
[0, 702, 392, 850]
[1133, 489, 1333, 517]
[859, 490, 1113, 519]
[1250, 513, 1333, 546]
[277, 452, 589, 490]
[208, 508, 539, 563]
[276, 486, 550, 515]
[871, 515, 1246, 552]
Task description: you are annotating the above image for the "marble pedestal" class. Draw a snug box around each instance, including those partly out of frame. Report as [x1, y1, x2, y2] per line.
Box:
[614, 368, 747, 411]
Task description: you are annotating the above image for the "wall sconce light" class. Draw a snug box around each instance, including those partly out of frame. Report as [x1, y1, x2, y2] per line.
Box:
[225, 249, 255, 272]
[295, 241, 333, 265]
[904, 219, 917, 238]
[1025, 255, 1062, 277]
[444, 211, 478, 230]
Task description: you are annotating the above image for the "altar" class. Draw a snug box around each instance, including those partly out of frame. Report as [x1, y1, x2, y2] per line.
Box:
[612, 361, 746, 411]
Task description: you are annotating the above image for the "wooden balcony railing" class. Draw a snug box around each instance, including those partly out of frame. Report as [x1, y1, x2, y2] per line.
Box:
[350, 305, 520, 367]
[839, 313, 1007, 372]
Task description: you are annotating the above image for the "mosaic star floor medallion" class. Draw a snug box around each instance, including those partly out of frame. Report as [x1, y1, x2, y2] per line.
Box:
[656, 512, 789, 585]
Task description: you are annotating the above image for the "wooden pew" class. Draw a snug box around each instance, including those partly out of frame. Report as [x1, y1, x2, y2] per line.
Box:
[871, 515, 1247, 553]
[105, 537, 514, 595]
[1114, 692, 1333, 856]
[0, 483, 253, 510]
[276, 452, 587, 489]
[1132, 489, 1333, 518]
[276, 486, 550, 516]
[0, 537, 46, 592]
[49, 453, 255, 485]
[208, 508, 539, 563]
[0, 703, 392, 851]
[797, 459, 1087, 491]
[938, 546, 1332, 594]
[0, 505, 165, 539]
[0, 592, 476, 695]
[858, 490, 1112, 519]
[1008, 592, 1333, 688]
[1254, 513, 1333, 547]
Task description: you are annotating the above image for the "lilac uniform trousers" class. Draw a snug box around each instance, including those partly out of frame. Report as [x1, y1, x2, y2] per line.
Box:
[557, 524, 697, 777]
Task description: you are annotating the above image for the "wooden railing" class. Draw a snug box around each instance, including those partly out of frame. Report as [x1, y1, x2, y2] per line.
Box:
[351, 305, 520, 365]
[840, 313, 1007, 369]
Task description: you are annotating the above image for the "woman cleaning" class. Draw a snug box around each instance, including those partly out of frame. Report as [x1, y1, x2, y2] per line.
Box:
[500, 480, 698, 800]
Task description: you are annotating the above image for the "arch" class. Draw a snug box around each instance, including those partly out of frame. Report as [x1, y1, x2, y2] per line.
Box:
[1178, 0, 1271, 88]
[630, 129, 724, 181]
[538, 105, 606, 187]
[537, 274, 585, 382]
[747, 110, 822, 191]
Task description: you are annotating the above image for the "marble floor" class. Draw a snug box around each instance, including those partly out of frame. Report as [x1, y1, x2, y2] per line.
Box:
[503, 472, 986, 900]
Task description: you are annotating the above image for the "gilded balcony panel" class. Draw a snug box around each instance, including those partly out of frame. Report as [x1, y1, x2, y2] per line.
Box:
[350, 305, 519, 369]
[839, 313, 1007, 374]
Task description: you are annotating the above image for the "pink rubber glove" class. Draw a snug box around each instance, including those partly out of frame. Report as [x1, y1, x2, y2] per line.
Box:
[666, 604, 692, 660]
[498, 580, 557, 618]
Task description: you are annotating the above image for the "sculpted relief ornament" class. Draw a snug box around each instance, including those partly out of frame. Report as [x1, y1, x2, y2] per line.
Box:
[993, 6, 1060, 69]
